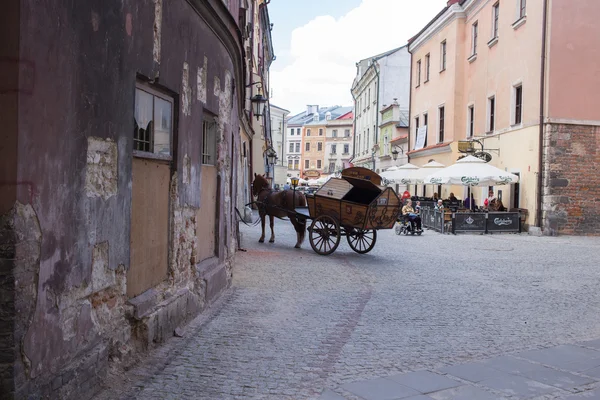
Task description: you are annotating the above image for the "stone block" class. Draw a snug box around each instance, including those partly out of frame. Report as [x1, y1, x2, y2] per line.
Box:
[128, 288, 159, 320]
[204, 264, 229, 304]
[387, 370, 462, 394]
[342, 377, 420, 400]
[439, 362, 504, 383]
[478, 375, 555, 397]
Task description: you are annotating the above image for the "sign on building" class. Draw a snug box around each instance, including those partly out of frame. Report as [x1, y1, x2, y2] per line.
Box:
[414, 126, 427, 150]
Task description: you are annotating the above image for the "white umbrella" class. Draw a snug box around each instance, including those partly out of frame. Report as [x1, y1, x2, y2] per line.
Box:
[307, 179, 320, 186]
[424, 155, 519, 186]
[316, 176, 330, 185]
[413, 161, 445, 184]
[380, 163, 421, 184]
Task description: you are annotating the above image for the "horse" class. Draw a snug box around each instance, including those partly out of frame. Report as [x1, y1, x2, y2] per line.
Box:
[252, 173, 307, 248]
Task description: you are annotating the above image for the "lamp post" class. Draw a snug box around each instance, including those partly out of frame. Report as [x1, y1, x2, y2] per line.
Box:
[291, 176, 299, 210]
[265, 146, 277, 187]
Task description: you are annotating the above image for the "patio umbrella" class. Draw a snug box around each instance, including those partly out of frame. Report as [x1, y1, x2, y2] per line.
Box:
[413, 161, 446, 184]
[423, 155, 519, 186]
[380, 163, 421, 184]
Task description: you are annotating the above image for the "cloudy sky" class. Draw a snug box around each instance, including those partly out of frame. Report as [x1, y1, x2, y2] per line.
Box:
[268, 0, 448, 115]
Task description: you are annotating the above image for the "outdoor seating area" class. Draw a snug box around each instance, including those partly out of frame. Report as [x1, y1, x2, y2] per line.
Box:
[385, 155, 525, 235]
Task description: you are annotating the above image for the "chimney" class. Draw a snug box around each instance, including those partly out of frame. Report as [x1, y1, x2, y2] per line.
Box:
[447, 0, 460, 6]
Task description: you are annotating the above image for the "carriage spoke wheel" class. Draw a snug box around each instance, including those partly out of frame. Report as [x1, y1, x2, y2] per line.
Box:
[309, 215, 341, 256]
[346, 228, 377, 254]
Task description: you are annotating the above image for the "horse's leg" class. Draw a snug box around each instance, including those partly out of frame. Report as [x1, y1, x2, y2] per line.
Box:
[292, 216, 306, 248]
[269, 214, 275, 243]
[259, 212, 265, 243]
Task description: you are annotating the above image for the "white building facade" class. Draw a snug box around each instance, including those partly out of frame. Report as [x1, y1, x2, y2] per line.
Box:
[269, 104, 290, 188]
[351, 46, 411, 172]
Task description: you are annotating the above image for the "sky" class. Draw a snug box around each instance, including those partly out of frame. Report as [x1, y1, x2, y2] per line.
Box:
[267, 0, 448, 116]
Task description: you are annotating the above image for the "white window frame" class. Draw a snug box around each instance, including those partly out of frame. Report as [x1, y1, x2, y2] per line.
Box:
[511, 82, 523, 126]
[471, 21, 479, 56]
[416, 60, 422, 86]
[317, 160, 322, 169]
[492, 2, 500, 39]
[425, 53, 430, 82]
[467, 104, 475, 138]
[487, 95, 496, 133]
[304, 159, 309, 169]
[134, 83, 174, 159]
[438, 104, 446, 144]
[440, 40, 447, 71]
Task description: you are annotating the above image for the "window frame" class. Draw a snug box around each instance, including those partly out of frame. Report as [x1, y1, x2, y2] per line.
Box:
[295, 142, 300, 153]
[472, 21, 479, 56]
[425, 53, 431, 82]
[201, 113, 218, 165]
[319, 128, 324, 136]
[317, 160, 322, 169]
[289, 142, 294, 153]
[492, 2, 500, 38]
[305, 142, 310, 152]
[133, 83, 174, 161]
[487, 96, 496, 133]
[317, 142, 323, 152]
[467, 105, 475, 138]
[416, 60, 422, 87]
[306, 128, 311, 136]
[343, 144, 349, 154]
[304, 159, 309, 169]
[438, 106, 445, 143]
[519, 0, 526, 19]
[440, 41, 447, 72]
[514, 84, 523, 125]
[331, 144, 337, 154]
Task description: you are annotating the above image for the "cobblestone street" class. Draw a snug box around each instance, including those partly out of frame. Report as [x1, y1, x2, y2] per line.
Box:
[95, 218, 600, 400]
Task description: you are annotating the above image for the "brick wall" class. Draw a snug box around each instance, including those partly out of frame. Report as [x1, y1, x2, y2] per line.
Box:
[542, 123, 600, 235]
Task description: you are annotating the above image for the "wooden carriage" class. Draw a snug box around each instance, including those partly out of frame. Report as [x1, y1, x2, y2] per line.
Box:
[300, 167, 401, 255]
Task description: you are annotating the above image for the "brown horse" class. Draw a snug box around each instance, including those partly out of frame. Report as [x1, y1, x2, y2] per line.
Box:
[252, 173, 307, 248]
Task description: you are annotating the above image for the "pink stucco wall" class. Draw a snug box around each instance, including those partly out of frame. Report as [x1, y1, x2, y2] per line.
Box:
[546, 0, 600, 121]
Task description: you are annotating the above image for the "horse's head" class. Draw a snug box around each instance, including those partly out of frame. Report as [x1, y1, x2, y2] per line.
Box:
[252, 173, 269, 198]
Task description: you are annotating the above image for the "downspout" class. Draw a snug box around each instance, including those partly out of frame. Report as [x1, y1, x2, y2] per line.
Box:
[373, 61, 381, 172]
[349, 75, 358, 166]
[536, 0, 549, 228]
[407, 45, 413, 164]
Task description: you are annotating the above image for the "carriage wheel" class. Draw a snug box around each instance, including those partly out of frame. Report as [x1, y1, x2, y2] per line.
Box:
[346, 228, 377, 254]
[309, 215, 341, 256]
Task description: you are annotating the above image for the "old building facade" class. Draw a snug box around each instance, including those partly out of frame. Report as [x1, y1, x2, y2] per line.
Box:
[0, 0, 273, 399]
[408, 0, 600, 234]
[325, 111, 354, 175]
[351, 46, 411, 172]
[269, 104, 290, 187]
[377, 101, 410, 172]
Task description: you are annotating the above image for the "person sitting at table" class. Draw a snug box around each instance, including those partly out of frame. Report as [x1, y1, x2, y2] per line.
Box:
[448, 192, 458, 202]
[490, 198, 507, 212]
[463, 193, 475, 209]
[434, 199, 444, 210]
[433, 192, 439, 202]
[402, 199, 422, 231]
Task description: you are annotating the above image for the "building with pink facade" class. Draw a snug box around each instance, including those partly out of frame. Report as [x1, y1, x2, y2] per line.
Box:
[408, 0, 600, 235]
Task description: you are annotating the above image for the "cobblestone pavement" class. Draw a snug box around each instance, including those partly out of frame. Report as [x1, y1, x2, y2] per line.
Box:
[94, 217, 600, 400]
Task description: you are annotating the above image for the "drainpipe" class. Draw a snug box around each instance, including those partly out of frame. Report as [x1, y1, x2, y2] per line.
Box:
[536, 0, 549, 228]
[373, 61, 381, 172]
[407, 45, 413, 164]
[350, 88, 357, 166]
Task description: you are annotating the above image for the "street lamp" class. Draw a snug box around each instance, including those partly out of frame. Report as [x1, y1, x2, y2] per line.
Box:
[291, 177, 299, 210]
[265, 147, 277, 165]
[391, 145, 404, 161]
[250, 93, 268, 120]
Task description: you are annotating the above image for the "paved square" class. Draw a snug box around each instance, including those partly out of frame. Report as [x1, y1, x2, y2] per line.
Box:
[479, 375, 557, 398]
[342, 377, 420, 400]
[92, 221, 600, 400]
[387, 371, 462, 394]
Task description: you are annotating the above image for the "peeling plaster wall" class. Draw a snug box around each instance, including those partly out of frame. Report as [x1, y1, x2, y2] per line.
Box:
[6, 0, 244, 398]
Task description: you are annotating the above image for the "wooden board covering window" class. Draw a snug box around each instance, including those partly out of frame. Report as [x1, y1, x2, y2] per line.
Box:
[127, 158, 170, 298]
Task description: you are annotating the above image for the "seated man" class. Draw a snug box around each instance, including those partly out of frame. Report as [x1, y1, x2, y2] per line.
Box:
[401, 199, 422, 231]
[434, 199, 444, 210]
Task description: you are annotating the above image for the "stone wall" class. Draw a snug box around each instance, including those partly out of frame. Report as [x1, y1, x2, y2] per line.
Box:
[542, 123, 600, 235]
[0, 0, 244, 398]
